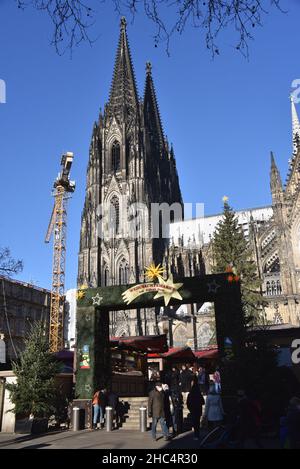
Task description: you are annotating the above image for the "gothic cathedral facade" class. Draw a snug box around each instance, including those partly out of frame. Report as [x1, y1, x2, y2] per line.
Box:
[78, 19, 300, 346]
[77, 18, 186, 337]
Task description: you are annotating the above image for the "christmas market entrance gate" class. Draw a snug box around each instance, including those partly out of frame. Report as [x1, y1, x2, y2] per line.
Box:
[75, 273, 244, 407]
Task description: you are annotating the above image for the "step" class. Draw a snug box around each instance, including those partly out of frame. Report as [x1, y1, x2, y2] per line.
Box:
[125, 409, 147, 414]
[126, 406, 148, 409]
[121, 402, 148, 406]
[120, 423, 148, 428]
[120, 426, 142, 430]
[121, 397, 148, 400]
[121, 401, 148, 405]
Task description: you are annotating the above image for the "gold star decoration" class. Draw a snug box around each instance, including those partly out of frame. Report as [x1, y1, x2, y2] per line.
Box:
[76, 284, 88, 300]
[145, 262, 165, 281]
[153, 274, 183, 306]
[77, 290, 85, 300]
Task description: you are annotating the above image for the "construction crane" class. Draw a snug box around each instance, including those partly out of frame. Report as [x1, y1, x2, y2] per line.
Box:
[45, 152, 75, 352]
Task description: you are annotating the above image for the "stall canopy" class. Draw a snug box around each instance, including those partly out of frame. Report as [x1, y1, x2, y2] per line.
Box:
[162, 347, 195, 360]
[193, 348, 218, 359]
[148, 346, 218, 360]
[53, 350, 74, 373]
[110, 334, 168, 353]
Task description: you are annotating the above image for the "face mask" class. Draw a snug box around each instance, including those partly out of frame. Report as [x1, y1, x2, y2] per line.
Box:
[156, 387, 162, 392]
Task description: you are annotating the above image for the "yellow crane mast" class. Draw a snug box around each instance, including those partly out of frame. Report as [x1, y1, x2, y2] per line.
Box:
[45, 152, 75, 352]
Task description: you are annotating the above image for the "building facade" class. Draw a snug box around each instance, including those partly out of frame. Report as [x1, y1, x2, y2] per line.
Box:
[77, 18, 189, 337]
[64, 289, 77, 350]
[168, 97, 300, 330]
[0, 276, 50, 363]
[78, 19, 300, 349]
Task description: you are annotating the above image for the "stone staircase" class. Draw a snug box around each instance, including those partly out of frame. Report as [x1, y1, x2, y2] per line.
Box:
[118, 396, 190, 430]
[118, 397, 148, 430]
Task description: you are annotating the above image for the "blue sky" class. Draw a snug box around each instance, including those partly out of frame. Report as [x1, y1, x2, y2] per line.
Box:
[0, 0, 299, 290]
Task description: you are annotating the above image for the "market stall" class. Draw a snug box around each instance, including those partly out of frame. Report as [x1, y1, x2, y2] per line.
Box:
[110, 335, 168, 396]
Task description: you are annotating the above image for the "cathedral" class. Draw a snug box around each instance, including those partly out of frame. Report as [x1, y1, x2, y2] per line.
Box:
[77, 17, 187, 338]
[78, 18, 300, 350]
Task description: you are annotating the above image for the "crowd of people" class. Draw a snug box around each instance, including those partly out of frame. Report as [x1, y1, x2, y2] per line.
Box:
[91, 363, 223, 439]
[91, 363, 300, 448]
[148, 363, 224, 441]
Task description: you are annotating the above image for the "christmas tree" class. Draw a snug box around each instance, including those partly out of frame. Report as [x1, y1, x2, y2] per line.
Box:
[6, 321, 62, 418]
[211, 198, 266, 323]
[211, 199, 282, 403]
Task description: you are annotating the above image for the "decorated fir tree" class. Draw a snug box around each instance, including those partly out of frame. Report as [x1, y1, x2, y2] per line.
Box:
[211, 197, 266, 323]
[211, 198, 281, 402]
[6, 321, 61, 419]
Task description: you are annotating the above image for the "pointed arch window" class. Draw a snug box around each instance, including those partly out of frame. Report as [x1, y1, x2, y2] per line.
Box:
[112, 141, 121, 172]
[173, 325, 187, 348]
[102, 263, 110, 287]
[110, 196, 120, 234]
[119, 258, 129, 284]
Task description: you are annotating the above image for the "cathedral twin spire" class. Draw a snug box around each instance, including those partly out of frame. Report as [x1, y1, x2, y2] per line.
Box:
[109, 17, 139, 115]
[270, 96, 300, 196]
[144, 61, 164, 149]
[108, 17, 165, 149]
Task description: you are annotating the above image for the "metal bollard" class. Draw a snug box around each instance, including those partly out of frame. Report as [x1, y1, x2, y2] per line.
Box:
[139, 407, 147, 432]
[72, 407, 80, 431]
[105, 406, 113, 432]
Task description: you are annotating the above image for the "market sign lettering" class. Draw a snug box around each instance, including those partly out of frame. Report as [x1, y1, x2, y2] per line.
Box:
[122, 274, 183, 306]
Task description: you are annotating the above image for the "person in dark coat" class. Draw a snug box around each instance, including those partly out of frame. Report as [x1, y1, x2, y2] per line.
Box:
[187, 380, 205, 440]
[107, 389, 120, 429]
[180, 364, 194, 407]
[236, 390, 263, 448]
[197, 366, 209, 395]
[148, 382, 170, 441]
[162, 367, 172, 387]
[162, 384, 175, 435]
[170, 366, 180, 392]
[170, 387, 183, 435]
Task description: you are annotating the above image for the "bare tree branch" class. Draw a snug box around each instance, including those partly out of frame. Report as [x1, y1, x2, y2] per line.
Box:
[0, 247, 23, 277]
[14, 0, 284, 56]
[16, 0, 95, 55]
